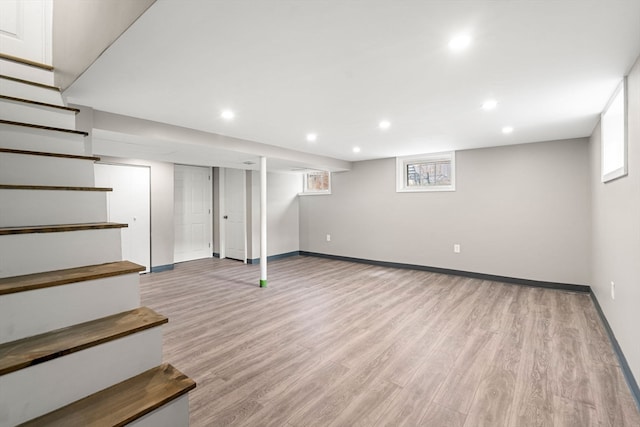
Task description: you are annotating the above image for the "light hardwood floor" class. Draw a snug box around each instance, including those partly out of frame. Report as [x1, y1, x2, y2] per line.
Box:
[140, 256, 640, 427]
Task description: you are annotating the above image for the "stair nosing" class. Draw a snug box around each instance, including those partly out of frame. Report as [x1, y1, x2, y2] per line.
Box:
[0, 148, 100, 161]
[0, 307, 168, 376]
[0, 95, 79, 113]
[0, 222, 128, 236]
[0, 119, 88, 136]
[0, 261, 146, 296]
[0, 74, 59, 91]
[17, 364, 196, 427]
[0, 53, 54, 71]
[0, 184, 113, 192]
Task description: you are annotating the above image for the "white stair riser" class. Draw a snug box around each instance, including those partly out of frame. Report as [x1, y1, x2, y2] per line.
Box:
[0, 60, 54, 87]
[0, 152, 95, 186]
[0, 229, 123, 278]
[0, 190, 108, 227]
[0, 274, 140, 344]
[129, 394, 190, 427]
[0, 328, 163, 426]
[0, 78, 63, 106]
[0, 99, 76, 129]
[0, 125, 86, 156]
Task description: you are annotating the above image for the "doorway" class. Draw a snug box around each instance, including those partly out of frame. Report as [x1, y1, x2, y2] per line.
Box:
[174, 164, 213, 263]
[94, 163, 151, 272]
[223, 168, 246, 261]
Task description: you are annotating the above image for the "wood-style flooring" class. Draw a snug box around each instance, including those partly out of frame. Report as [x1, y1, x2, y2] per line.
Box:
[140, 256, 640, 427]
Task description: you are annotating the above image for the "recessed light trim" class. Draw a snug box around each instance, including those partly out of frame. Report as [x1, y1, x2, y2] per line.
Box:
[221, 109, 235, 120]
[353, 147, 361, 153]
[502, 126, 514, 134]
[379, 120, 391, 130]
[482, 99, 497, 111]
[306, 133, 318, 142]
[449, 34, 472, 51]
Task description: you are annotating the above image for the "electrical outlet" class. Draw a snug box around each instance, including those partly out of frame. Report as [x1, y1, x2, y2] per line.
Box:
[454, 244, 461, 253]
[326, 234, 331, 242]
[611, 281, 615, 300]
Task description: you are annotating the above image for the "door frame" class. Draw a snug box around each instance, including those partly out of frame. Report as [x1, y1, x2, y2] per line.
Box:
[173, 164, 213, 263]
[219, 167, 247, 263]
[95, 162, 151, 272]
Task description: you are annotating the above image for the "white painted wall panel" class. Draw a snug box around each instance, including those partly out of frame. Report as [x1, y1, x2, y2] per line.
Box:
[0, 189, 107, 227]
[0, 98, 76, 129]
[0, 152, 95, 186]
[0, 328, 162, 426]
[0, 124, 85, 155]
[0, 274, 140, 344]
[0, 59, 54, 86]
[0, 77, 62, 105]
[0, 228, 122, 278]
[129, 394, 190, 427]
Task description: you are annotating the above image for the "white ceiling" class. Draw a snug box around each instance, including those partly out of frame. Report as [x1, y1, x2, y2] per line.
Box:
[65, 0, 640, 169]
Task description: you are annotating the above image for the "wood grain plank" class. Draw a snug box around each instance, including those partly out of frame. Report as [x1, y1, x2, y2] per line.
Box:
[0, 184, 112, 191]
[0, 119, 87, 135]
[0, 307, 166, 375]
[0, 222, 127, 235]
[0, 147, 99, 161]
[18, 364, 195, 427]
[0, 95, 79, 112]
[0, 260, 145, 295]
[0, 53, 54, 70]
[138, 257, 640, 427]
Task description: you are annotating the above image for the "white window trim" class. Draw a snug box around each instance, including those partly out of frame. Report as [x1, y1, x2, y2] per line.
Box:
[299, 170, 332, 196]
[601, 77, 628, 183]
[396, 151, 456, 192]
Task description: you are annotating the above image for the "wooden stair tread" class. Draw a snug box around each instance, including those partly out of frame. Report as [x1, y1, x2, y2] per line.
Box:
[0, 53, 54, 71]
[18, 363, 196, 427]
[0, 184, 112, 192]
[0, 307, 167, 376]
[0, 119, 88, 136]
[0, 261, 145, 296]
[0, 95, 79, 113]
[0, 74, 59, 91]
[0, 148, 100, 161]
[0, 222, 128, 236]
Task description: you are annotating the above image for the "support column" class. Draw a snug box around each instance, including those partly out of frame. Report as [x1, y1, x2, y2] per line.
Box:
[260, 156, 267, 287]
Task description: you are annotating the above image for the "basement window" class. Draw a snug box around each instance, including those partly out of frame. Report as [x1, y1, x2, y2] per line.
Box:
[300, 170, 331, 195]
[601, 77, 628, 183]
[396, 152, 456, 192]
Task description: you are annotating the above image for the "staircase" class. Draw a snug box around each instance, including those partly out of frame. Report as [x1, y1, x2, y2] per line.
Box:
[0, 54, 195, 426]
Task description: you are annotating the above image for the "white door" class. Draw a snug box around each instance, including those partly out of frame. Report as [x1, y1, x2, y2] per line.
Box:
[174, 165, 212, 263]
[224, 168, 246, 261]
[0, 0, 52, 64]
[94, 163, 151, 272]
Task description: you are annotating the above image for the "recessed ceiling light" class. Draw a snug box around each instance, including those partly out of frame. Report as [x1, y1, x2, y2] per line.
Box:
[448, 34, 472, 51]
[221, 110, 235, 120]
[502, 126, 514, 134]
[353, 147, 361, 153]
[306, 133, 317, 142]
[482, 99, 498, 110]
[379, 120, 391, 130]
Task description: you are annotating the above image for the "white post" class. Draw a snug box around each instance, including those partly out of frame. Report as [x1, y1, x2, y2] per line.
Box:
[260, 157, 267, 287]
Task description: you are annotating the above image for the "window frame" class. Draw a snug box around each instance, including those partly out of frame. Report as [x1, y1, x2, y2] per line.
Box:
[601, 77, 628, 183]
[299, 170, 332, 195]
[396, 151, 456, 192]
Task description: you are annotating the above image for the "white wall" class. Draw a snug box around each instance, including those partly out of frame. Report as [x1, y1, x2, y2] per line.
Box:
[590, 55, 640, 382]
[247, 171, 300, 260]
[53, 0, 156, 89]
[300, 138, 591, 285]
